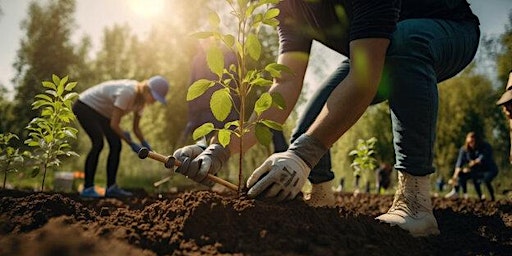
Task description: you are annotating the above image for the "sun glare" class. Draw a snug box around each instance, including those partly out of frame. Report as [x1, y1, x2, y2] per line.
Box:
[128, 0, 166, 19]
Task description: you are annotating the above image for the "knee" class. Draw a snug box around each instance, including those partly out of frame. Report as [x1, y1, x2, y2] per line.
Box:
[91, 139, 104, 152]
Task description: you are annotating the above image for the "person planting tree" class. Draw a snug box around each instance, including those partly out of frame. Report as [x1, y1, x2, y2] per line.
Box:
[173, 0, 480, 237]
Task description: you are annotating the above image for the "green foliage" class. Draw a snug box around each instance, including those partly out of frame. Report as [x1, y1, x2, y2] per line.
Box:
[187, 0, 285, 190]
[349, 137, 378, 178]
[0, 133, 27, 188]
[189, 0, 286, 148]
[25, 75, 80, 191]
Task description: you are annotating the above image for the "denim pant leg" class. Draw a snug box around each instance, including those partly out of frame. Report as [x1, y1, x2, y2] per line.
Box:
[385, 19, 480, 176]
[290, 60, 350, 184]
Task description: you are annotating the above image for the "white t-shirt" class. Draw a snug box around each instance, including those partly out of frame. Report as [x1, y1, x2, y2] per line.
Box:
[79, 79, 143, 118]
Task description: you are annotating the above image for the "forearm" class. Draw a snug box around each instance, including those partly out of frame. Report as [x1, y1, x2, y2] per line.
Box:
[132, 114, 145, 142]
[307, 39, 388, 147]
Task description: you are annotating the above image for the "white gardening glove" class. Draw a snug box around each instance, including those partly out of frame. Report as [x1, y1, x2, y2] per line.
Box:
[247, 134, 328, 201]
[246, 151, 310, 201]
[175, 144, 230, 187]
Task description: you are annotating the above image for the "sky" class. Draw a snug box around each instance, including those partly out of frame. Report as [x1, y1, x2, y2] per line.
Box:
[0, 0, 511, 99]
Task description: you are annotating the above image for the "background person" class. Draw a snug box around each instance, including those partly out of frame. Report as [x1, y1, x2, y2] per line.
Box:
[375, 163, 392, 194]
[73, 76, 169, 198]
[496, 70, 512, 163]
[173, 0, 480, 237]
[446, 132, 499, 201]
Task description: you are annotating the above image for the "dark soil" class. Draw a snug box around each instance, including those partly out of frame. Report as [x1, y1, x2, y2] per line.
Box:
[0, 188, 511, 256]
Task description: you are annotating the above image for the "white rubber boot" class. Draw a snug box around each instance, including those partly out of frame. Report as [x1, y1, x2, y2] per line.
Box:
[376, 171, 440, 237]
[305, 181, 336, 207]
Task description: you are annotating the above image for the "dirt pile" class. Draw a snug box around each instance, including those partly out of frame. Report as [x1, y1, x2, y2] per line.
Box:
[0, 189, 511, 255]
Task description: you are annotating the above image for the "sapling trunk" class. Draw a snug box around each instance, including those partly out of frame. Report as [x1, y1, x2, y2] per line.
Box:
[3, 168, 7, 189]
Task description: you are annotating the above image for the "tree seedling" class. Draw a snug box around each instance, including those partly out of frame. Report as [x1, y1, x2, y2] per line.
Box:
[0, 133, 27, 189]
[349, 137, 378, 194]
[188, 0, 289, 192]
[25, 75, 79, 191]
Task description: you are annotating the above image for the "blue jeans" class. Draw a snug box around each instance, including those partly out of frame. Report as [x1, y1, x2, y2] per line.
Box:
[291, 19, 480, 184]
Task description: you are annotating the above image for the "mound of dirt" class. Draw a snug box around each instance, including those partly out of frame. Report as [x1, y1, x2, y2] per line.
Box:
[0, 189, 511, 255]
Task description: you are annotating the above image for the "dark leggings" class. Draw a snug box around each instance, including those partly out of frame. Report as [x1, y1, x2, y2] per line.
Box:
[73, 100, 121, 188]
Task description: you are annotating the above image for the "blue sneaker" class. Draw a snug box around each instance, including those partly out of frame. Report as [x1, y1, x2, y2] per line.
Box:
[80, 186, 101, 198]
[105, 184, 133, 197]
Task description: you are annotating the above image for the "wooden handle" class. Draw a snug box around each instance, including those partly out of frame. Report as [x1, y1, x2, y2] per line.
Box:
[138, 148, 238, 191]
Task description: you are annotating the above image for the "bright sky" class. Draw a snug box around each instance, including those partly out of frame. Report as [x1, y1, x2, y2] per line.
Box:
[0, 0, 511, 98]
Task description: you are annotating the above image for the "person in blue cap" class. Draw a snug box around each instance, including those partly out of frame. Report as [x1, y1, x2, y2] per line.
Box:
[72, 76, 169, 198]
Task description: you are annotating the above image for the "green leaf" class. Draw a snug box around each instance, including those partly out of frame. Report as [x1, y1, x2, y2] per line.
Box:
[210, 88, 233, 121]
[218, 129, 232, 147]
[207, 46, 225, 78]
[65, 81, 77, 91]
[271, 92, 286, 110]
[31, 167, 40, 178]
[187, 79, 214, 101]
[42, 81, 56, 90]
[224, 120, 240, 130]
[59, 75, 69, 87]
[35, 94, 53, 102]
[246, 33, 261, 61]
[255, 123, 272, 147]
[250, 77, 273, 87]
[223, 34, 235, 47]
[192, 123, 215, 140]
[263, 18, 279, 27]
[254, 92, 272, 116]
[265, 63, 292, 78]
[260, 119, 282, 131]
[264, 8, 279, 20]
[208, 11, 220, 28]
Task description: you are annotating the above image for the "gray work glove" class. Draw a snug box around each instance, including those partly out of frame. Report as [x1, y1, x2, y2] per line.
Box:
[173, 144, 205, 162]
[174, 144, 230, 187]
[246, 134, 327, 201]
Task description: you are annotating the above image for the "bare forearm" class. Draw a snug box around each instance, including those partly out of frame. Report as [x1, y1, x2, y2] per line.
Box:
[307, 38, 389, 148]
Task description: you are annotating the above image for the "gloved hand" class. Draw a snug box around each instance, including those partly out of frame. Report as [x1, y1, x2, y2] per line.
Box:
[247, 133, 327, 201]
[129, 142, 142, 153]
[173, 144, 205, 162]
[141, 140, 152, 151]
[174, 144, 230, 187]
[246, 151, 310, 201]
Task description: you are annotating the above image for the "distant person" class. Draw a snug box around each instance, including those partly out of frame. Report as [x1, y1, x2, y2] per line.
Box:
[177, 40, 288, 152]
[73, 76, 169, 198]
[445, 132, 499, 201]
[496, 70, 512, 163]
[375, 163, 392, 194]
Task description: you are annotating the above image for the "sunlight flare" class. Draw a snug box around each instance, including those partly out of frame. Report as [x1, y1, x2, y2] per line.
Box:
[128, 0, 166, 18]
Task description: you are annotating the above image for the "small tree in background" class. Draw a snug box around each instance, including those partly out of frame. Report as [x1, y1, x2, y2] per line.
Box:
[349, 137, 378, 194]
[188, 0, 288, 191]
[25, 75, 79, 191]
[0, 133, 27, 189]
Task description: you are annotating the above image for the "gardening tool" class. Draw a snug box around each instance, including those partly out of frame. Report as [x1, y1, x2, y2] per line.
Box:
[137, 147, 238, 191]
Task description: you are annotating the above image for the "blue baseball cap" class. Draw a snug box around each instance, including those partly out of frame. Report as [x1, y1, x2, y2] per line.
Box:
[148, 76, 169, 105]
